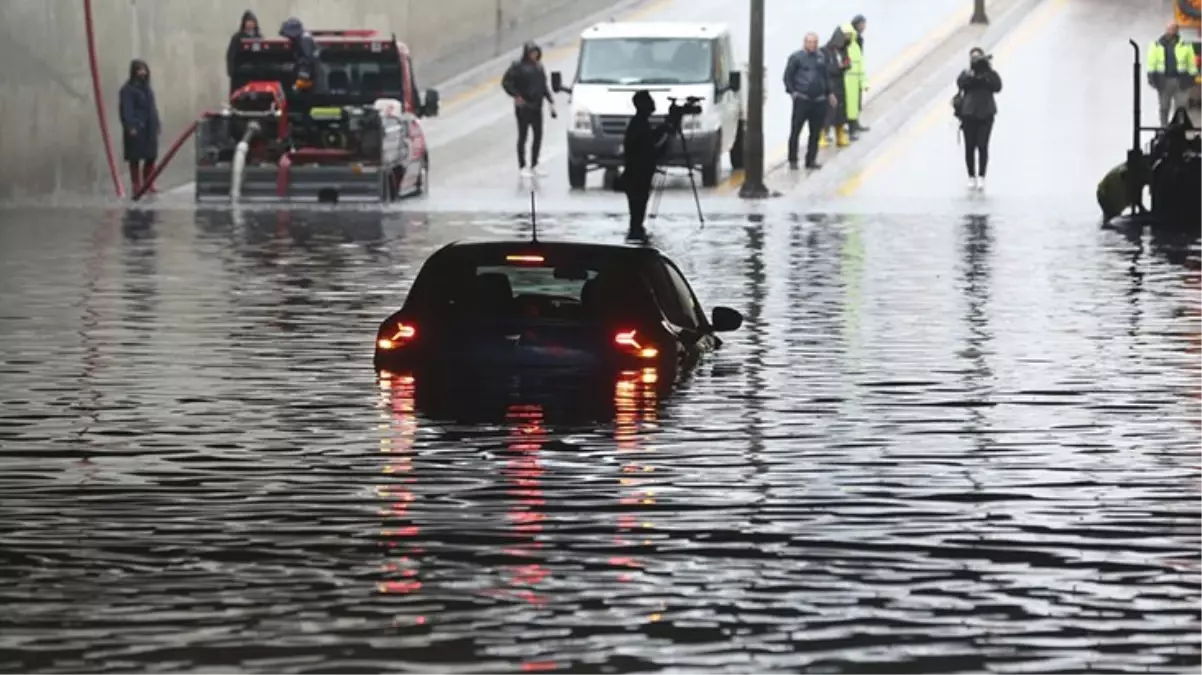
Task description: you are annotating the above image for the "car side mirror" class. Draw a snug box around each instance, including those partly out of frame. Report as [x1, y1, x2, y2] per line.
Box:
[710, 306, 743, 332]
[422, 88, 440, 117]
[728, 71, 741, 93]
[551, 71, 570, 94]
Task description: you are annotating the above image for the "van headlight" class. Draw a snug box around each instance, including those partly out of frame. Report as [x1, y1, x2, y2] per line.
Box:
[572, 110, 593, 132]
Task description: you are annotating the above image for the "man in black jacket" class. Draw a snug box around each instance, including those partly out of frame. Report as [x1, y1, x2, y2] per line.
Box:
[502, 42, 558, 176]
[783, 32, 838, 170]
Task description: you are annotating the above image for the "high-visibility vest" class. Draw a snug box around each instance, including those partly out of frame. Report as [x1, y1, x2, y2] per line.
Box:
[1147, 39, 1199, 76]
[841, 23, 864, 77]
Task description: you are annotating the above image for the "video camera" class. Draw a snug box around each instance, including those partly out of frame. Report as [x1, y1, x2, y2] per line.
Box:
[667, 95, 703, 123]
[970, 53, 993, 72]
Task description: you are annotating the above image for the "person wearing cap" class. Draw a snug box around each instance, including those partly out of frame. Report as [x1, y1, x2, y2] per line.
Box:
[840, 14, 870, 139]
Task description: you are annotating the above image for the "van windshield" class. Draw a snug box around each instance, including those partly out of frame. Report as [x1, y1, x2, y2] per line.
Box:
[576, 37, 713, 85]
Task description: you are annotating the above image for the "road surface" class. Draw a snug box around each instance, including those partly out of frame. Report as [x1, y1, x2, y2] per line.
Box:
[399, 0, 969, 211]
[821, 0, 1189, 218]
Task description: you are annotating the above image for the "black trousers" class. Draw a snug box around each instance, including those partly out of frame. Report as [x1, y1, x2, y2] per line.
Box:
[623, 171, 655, 233]
[515, 106, 544, 168]
[788, 96, 828, 166]
[962, 117, 994, 178]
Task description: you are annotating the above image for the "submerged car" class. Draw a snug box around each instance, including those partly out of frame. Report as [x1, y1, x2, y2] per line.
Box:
[373, 240, 743, 382]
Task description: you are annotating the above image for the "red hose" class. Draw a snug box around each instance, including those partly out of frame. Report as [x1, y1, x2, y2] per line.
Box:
[83, 0, 125, 198]
[131, 120, 197, 201]
[277, 153, 292, 197]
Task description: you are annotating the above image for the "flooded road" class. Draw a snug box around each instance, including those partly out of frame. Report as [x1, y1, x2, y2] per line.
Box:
[0, 203, 1198, 673]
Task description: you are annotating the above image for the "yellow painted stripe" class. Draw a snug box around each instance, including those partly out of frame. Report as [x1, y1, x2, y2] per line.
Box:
[719, 3, 975, 193]
[835, 0, 1070, 198]
[438, 0, 673, 111]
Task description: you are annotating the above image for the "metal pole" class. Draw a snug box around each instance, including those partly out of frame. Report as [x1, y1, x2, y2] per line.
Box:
[971, 0, 989, 24]
[739, 0, 769, 198]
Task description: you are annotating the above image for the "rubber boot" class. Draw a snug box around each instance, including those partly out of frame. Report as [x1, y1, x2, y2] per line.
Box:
[818, 128, 829, 149]
[128, 163, 142, 197]
[836, 126, 851, 147]
[141, 162, 158, 194]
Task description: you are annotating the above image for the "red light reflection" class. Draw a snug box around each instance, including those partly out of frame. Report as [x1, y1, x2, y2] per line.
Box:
[377, 371, 424, 602]
[612, 369, 659, 584]
[497, 403, 550, 605]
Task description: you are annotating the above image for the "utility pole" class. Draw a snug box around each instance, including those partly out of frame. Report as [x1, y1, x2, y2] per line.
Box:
[971, 0, 989, 24]
[739, 0, 769, 198]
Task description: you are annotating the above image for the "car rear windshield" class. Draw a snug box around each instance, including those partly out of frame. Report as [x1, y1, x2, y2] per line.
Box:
[408, 255, 656, 323]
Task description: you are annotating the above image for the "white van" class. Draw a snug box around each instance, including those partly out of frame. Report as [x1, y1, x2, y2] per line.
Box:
[550, 22, 745, 189]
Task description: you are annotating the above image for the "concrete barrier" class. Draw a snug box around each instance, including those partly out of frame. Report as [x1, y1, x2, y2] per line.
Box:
[0, 0, 621, 200]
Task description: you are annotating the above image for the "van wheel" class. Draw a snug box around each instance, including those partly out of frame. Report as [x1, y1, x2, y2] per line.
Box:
[701, 142, 720, 188]
[729, 121, 745, 170]
[569, 159, 587, 189]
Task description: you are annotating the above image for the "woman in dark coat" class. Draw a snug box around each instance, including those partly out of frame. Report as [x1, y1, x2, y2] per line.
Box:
[118, 59, 161, 194]
[956, 47, 1002, 190]
[820, 27, 851, 148]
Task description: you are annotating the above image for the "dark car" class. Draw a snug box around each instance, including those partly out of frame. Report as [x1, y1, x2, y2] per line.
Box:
[373, 240, 743, 384]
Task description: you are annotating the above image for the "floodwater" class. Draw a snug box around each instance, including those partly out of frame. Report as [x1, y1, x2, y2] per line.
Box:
[0, 205, 1199, 673]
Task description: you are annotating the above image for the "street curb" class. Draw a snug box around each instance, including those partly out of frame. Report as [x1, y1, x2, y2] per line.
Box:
[771, 0, 1048, 195]
[429, 0, 652, 108]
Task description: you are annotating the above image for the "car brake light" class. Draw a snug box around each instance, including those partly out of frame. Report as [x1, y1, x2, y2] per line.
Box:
[614, 329, 658, 359]
[377, 322, 416, 350]
[506, 254, 544, 264]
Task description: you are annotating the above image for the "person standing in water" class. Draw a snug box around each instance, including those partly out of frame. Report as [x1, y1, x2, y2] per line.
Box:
[955, 47, 1002, 190]
[118, 59, 161, 195]
[502, 41, 558, 177]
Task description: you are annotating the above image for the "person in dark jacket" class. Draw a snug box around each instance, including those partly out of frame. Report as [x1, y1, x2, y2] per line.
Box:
[226, 10, 261, 88]
[956, 47, 1002, 190]
[620, 90, 678, 238]
[783, 32, 837, 170]
[118, 59, 161, 195]
[819, 27, 851, 149]
[279, 17, 320, 93]
[502, 41, 558, 176]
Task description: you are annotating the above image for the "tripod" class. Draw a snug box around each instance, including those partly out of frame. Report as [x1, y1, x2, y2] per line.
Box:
[648, 120, 706, 228]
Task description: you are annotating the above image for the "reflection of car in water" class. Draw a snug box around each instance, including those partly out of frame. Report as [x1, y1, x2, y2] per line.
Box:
[195, 30, 440, 204]
[551, 22, 746, 189]
[1177, 0, 1202, 106]
[373, 240, 744, 393]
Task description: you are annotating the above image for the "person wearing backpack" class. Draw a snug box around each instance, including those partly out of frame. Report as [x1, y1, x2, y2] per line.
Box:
[954, 47, 1002, 190]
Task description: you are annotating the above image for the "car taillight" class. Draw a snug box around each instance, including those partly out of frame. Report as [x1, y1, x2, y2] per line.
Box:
[377, 322, 416, 350]
[614, 329, 658, 359]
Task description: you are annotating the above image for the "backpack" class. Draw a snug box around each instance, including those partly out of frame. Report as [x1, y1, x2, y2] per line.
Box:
[951, 88, 965, 119]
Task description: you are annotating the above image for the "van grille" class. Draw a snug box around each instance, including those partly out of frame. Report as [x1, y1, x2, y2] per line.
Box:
[597, 115, 666, 136]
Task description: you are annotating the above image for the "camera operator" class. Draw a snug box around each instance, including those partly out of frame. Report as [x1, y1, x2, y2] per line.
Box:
[621, 90, 680, 238]
[955, 47, 1002, 190]
[783, 32, 838, 170]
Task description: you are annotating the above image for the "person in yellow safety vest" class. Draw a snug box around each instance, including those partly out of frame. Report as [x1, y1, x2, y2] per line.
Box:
[1147, 21, 1199, 127]
[842, 15, 870, 139]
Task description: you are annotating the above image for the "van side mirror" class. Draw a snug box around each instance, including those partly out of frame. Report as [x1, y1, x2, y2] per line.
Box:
[710, 306, 743, 332]
[728, 71, 742, 93]
[551, 71, 570, 93]
[422, 88, 440, 117]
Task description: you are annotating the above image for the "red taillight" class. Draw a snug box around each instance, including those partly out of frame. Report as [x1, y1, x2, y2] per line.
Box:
[613, 329, 658, 359]
[377, 322, 416, 350]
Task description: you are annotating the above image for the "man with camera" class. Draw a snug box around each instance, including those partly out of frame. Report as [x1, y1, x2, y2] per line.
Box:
[783, 32, 838, 170]
[621, 90, 686, 238]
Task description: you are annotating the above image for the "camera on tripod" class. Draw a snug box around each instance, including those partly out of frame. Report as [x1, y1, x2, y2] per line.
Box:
[667, 95, 703, 124]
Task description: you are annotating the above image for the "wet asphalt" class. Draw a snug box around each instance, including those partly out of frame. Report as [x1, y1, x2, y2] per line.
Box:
[1, 0, 1200, 672]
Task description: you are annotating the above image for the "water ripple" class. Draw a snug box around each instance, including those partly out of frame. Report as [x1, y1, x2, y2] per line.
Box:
[0, 206, 1198, 673]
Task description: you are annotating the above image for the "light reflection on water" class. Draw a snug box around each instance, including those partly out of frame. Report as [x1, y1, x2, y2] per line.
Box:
[0, 205, 1197, 673]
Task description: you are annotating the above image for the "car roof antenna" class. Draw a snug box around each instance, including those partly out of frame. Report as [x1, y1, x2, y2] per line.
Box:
[529, 190, 539, 243]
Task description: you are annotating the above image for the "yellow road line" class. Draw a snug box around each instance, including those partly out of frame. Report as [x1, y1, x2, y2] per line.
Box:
[438, 0, 673, 112]
[835, 0, 1070, 198]
[719, 3, 975, 192]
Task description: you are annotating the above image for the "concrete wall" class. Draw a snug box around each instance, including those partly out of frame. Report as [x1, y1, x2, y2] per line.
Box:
[0, 0, 621, 200]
